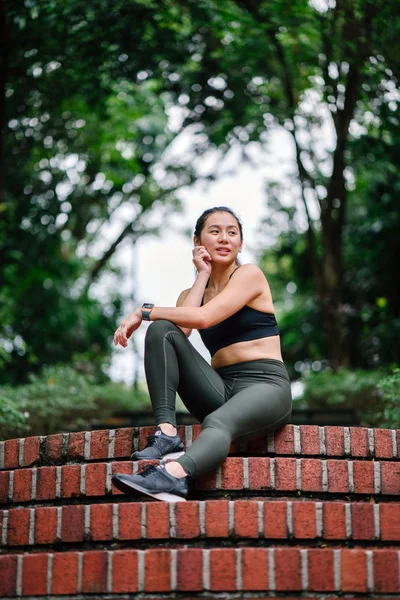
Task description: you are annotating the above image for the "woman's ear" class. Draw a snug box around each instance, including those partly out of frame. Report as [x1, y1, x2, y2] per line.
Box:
[193, 235, 200, 247]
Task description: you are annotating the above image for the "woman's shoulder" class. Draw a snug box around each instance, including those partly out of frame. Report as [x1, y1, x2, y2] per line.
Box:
[231, 263, 266, 281]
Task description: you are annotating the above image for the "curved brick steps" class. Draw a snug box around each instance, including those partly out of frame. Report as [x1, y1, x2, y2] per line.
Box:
[1, 425, 399, 598]
[1, 547, 400, 596]
[1, 456, 399, 507]
[1, 425, 399, 470]
[1, 499, 400, 548]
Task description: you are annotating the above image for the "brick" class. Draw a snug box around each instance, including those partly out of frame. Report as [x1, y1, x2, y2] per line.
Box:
[222, 457, 243, 489]
[176, 548, 203, 591]
[323, 502, 346, 539]
[275, 548, 302, 591]
[247, 436, 268, 454]
[22, 554, 48, 595]
[325, 426, 345, 456]
[35, 506, 57, 544]
[67, 431, 85, 459]
[301, 459, 322, 492]
[397, 430, 400, 458]
[82, 551, 108, 593]
[0, 471, 10, 503]
[264, 501, 287, 539]
[300, 425, 320, 455]
[144, 549, 171, 592]
[249, 457, 271, 490]
[22, 436, 40, 467]
[341, 549, 367, 592]
[4, 439, 19, 468]
[381, 461, 400, 495]
[146, 502, 169, 538]
[308, 549, 335, 591]
[205, 500, 229, 537]
[118, 503, 142, 540]
[112, 550, 138, 592]
[111, 461, 132, 495]
[351, 504, 375, 539]
[350, 427, 369, 457]
[242, 547, 269, 590]
[175, 501, 200, 538]
[138, 426, 155, 451]
[196, 470, 217, 490]
[209, 548, 236, 591]
[374, 429, 394, 458]
[36, 466, 56, 500]
[373, 550, 400, 593]
[90, 430, 109, 460]
[234, 500, 259, 538]
[61, 465, 81, 498]
[46, 433, 64, 462]
[62, 505, 84, 542]
[327, 460, 349, 493]
[275, 458, 297, 491]
[114, 428, 134, 457]
[274, 424, 295, 454]
[191, 424, 202, 442]
[353, 461, 374, 494]
[90, 504, 113, 541]
[380, 503, 400, 540]
[13, 468, 32, 502]
[8, 508, 30, 545]
[85, 462, 106, 496]
[0, 555, 17, 596]
[293, 502, 317, 539]
[52, 552, 79, 595]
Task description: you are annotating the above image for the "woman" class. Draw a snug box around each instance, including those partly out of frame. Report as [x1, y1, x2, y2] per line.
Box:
[112, 206, 292, 502]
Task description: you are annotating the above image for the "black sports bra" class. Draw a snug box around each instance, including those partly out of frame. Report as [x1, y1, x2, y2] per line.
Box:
[198, 267, 280, 356]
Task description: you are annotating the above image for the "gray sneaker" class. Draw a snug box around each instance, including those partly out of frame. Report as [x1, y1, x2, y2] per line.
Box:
[112, 463, 189, 502]
[131, 426, 185, 462]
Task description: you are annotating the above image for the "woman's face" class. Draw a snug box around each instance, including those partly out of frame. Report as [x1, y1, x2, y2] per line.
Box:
[195, 211, 242, 263]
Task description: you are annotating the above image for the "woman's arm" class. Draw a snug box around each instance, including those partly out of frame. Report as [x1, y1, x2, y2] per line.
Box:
[176, 270, 210, 337]
[150, 264, 265, 329]
[114, 264, 265, 347]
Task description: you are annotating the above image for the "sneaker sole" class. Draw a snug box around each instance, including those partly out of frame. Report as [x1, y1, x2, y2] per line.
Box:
[112, 474, 187, 503]
[131, 450, 186, 462]
[160, 450, 186, 463]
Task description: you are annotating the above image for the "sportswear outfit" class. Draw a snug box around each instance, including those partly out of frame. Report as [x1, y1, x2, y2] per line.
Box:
[112, 267, 292, 500]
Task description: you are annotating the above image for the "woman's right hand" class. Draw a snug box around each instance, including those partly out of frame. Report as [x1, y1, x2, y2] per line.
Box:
[192, 245, 212, 275]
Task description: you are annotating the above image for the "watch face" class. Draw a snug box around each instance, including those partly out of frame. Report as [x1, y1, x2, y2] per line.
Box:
[143, 303, 154, 309]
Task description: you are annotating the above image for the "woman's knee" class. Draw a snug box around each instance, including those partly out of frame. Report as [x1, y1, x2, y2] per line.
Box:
[145, 319, 180, 344]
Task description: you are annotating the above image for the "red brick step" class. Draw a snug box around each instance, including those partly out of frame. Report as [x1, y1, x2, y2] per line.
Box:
[1, 425, 398, 470]
[1, 499, 400, 547]
[1, 456, 399, 506]
[0, 547, 399, 596]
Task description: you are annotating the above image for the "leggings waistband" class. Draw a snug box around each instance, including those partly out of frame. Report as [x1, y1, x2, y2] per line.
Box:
[215, 358, 287, 376]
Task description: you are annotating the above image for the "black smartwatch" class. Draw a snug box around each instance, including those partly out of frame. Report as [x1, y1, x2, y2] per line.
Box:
[141, 303, 154, 321]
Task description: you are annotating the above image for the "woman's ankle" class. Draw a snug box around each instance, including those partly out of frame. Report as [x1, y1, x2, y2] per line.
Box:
[158, 422, 177, 436]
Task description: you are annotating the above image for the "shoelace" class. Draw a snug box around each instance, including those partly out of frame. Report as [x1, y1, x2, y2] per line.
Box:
[138, 465, 159, 477]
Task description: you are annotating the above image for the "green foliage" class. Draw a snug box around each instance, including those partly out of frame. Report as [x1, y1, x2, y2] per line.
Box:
[299, 368, 399, 429]
[0, 364, 150, 440]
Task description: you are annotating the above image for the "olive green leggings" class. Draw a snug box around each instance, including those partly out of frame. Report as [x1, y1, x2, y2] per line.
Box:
[144, 320, 292, 478]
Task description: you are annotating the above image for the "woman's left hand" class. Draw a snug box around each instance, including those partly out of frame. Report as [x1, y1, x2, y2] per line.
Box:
[114, 308, 142, 347]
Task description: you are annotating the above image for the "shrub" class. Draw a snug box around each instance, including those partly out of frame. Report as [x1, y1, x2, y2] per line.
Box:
[0, 364, 150, 439]
[299, 367, 399, 428]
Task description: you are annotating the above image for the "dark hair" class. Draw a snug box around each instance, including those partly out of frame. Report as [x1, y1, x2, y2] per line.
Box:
[194, 206, 244, 241]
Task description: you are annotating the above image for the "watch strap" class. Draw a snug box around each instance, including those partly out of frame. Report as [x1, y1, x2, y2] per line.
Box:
[141, 303, 154, 321]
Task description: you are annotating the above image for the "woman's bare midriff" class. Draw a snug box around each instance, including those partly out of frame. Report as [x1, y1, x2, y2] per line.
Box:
[211, 335, 283, 370]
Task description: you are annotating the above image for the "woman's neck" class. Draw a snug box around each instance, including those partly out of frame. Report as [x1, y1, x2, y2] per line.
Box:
[206, 263, 239, 293]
